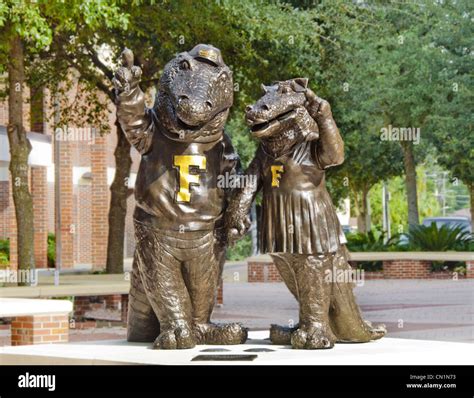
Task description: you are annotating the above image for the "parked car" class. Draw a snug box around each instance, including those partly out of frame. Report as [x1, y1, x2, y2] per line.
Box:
[341, 225, 354, 235]
[421, 216, 471, 233]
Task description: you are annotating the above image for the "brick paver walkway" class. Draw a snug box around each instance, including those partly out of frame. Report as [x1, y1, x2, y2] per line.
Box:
[213, 279, 474, 343]
[1, 279, 472, 344]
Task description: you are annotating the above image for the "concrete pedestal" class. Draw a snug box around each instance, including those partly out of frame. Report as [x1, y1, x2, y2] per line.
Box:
[1, 331, 473, 365]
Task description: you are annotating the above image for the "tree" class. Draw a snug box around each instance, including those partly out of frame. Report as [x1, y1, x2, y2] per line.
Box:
[0, 0, 127, 282]
[300, 1, 406, 232]
[336, 1, 443, 229]
[41, 0, 331, 271]
[426, 0, 474, 229]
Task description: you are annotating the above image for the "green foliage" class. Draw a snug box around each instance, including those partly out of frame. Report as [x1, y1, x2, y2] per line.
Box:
[346, 231, 389, 253]
[0, 238, 9, 259]
[47, 233, 55, 268]
[226, 235, 252, 261]
[0, 238, 9, 266]
[225, 114, 258, 169]
[0, 251, 8, 266]
[34, 0, 336, 153]
[405, 223, 472, 252]
[452, 264, 467, 276]
[425, 0, 474, 190]
[345, 230, 394, 272]
[370, 164, 442, 234]
[324, 1, 474, 228]
[0, 0, 472, 246]
[0, 0, 130, 130]
[0, 0, 128, 56]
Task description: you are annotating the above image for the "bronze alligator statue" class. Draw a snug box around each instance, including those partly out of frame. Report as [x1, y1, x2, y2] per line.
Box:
[114, 44, 247, 349]
[226, 78, 386, 349]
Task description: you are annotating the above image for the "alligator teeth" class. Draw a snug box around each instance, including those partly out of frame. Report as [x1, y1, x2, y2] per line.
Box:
[276, 109, 295, 121]
[250, 109, 296, 131]
[251, 121, 269, 132]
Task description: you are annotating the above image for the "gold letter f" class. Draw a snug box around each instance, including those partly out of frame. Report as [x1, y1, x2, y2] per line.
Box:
[174, 155, 206, 202]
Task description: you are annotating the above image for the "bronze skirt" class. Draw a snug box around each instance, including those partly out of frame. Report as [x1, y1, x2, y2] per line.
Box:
[260, 186, 346, 254]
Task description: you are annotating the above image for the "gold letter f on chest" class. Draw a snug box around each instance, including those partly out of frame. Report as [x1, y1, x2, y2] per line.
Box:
[271, 165, 284, 187]
[174, 155, 207, 202]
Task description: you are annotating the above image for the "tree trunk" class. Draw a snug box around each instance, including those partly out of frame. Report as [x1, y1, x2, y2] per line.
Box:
[401, 142, 419, 229]
[470, 183, 474, 232]
[106, 122, 132, 274]
[250, 202, 258, 255]
[7, 34, 35, 284]
[364, 187, 371, 232]
[356, 187, 370, 233]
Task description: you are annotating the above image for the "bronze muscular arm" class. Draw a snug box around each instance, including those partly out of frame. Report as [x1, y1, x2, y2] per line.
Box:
[224, 149, 263, 243]
[113, 49, 154, 155]
[305, 89, 344, 169]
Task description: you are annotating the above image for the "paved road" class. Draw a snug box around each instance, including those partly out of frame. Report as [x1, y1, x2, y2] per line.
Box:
[213, 279, 474, 343]
[2, 276, 471, 345]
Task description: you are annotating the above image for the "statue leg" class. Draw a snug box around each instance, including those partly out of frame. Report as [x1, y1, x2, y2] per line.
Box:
[289, 254, 337, 349]
[269, 253, 299, 345]
[126, 252, 160, 342]
[329, 245, 386, 342]
[181, 238, 248, 345]
[134, 222, 196, 349]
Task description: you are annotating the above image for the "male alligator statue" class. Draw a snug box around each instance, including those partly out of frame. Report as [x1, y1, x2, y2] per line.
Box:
[114, 44, 247, 349]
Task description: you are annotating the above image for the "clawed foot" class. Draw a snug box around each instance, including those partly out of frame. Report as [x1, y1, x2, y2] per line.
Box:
[153, 323, 196, 349]
[269, 324, 298, 345]
[291, 322, 337, 350]
[365, 320, 387, 341]
[194, 322, 248, 345]
[334, 319, 387, 343]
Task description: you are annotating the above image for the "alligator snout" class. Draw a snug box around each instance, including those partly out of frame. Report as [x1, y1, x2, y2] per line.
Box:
[245, 104, 271, 126]
[176, 95, 215, 127]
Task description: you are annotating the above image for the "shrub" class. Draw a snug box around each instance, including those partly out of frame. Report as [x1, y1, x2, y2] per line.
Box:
[406, 223, 472, 252]
[0, 251, 9, 266]
[0, 238, 9, 259]
[345, 230, 391, 252]
[404, 223, 473, 271]
[345, 230, 397, 271]
[226, 235, 253, 261]
[47, 233, 56, 268]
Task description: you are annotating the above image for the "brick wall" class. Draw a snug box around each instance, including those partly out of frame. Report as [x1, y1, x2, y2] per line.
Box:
[31, 166, 48, 268]
[73, 296, 105, 320]
[0, 94, 8, 125]
[72, 138, 92, 166]
[30, 86, 44, 133]
[57, 139, 74, 268]
[216, 279, 223, 305]
[383, 260, 431, 279]
[0, 80, 141, 270]
[11, 314, 69, 345]
[466, 261, 474, 279]
[73, 295, 128, 322]
[248, 260, 282, 283]
[91, 135, 109, 271]
[74, 184, 92, 264]
[363, 271, 385, 280]
[248, 258, 474, 282]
